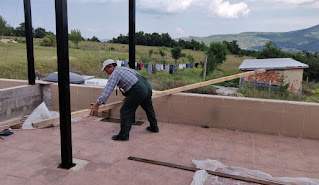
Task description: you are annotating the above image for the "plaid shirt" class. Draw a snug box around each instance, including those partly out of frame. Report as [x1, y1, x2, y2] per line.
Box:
[96, 66, 138, 104]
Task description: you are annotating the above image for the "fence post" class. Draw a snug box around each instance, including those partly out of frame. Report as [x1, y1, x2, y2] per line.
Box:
[98, 46, 100, 74]
[203, 55, 207, 81]
[268, 80, 272, 99]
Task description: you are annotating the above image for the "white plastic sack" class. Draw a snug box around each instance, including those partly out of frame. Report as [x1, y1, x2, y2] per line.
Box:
[22, 102, 52, 129]
[191, 159, 319, 185]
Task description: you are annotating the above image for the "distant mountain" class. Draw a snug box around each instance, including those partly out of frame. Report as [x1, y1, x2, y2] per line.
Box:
[180, 24, 319, 53]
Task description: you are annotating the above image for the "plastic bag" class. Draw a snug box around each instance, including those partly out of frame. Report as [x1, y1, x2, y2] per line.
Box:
[22, 102, 52, 129]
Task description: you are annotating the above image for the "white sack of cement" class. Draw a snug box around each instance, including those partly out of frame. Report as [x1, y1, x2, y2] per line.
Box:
[22, 102, 52, 129]
[191, 159, 319, 185]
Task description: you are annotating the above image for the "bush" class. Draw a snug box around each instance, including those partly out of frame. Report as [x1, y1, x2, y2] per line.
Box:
[41, 37, 51, 46]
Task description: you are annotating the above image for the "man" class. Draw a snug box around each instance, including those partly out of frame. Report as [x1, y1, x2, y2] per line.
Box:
[90, 59, 159, 141]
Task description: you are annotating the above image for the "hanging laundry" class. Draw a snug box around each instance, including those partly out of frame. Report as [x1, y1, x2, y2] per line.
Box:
[136, 63, 141, 70]
[141, 63, 144, 68]
[190, 63, 194, 68]
[116, 60, 121, 67]
[144, 63, 148, 68]
[148, 64, 152, 74]
[183, 64, 186, 69]
[169, 64, 174, 74]
[155, 64, 161, 71]
[173, 65, 178, 72]
[195, 63, 199, 68]
[124, 61, 128, 67]
[164, 64, 170, 72]
[152, 64, 157, 74]
[186, 64, 189, 68]
[160, 64, 164, 70]
[179, 64, 183, 69]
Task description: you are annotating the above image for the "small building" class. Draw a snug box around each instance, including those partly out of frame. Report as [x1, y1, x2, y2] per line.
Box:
[238, 58, 309, 94]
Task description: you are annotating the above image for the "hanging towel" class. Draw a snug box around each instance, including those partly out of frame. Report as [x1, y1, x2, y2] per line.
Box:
[190, 63, 194, 68]
[186, 64, 189, 68]
[124, 61, 128, 67]
[169, 65, 174, 74]
[183, 64, 186, 69]
[155, 64, 161, 71]
[148, 64, 152, 74]
[164, 64, 170, 72]
[116, 60, 121, 67]
[141, 63, 144, 68]
[179, 64, 183, 69]
[173, 65, 178, 72]
[144, 63, 148, 68]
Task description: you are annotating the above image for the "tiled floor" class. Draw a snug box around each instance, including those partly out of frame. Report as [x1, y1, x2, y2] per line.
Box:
[1, 116, 319, 185]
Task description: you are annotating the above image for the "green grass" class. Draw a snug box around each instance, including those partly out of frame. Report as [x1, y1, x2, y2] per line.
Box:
[1, 37, 319, 103]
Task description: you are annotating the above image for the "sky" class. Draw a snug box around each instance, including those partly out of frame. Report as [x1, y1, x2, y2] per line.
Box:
[1, 0, 319, 40]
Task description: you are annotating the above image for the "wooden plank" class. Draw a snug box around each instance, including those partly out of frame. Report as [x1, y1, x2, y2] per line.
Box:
[152, 69, 265, 99]
[128, 156, 284, 185]
[32, 69, 265, 128]
[32, 101, 124, 128]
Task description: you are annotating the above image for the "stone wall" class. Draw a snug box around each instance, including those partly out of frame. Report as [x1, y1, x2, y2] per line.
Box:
[0, 85, 42, 122]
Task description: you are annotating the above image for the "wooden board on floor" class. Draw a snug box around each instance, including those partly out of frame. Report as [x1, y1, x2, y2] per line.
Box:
[128, 156, 284, 185]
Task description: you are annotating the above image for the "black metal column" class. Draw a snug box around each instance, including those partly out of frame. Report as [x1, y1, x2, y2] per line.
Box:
[55, 0, 74, 169]
[23, 0, 35, 85]
[129, 0, 135, 69]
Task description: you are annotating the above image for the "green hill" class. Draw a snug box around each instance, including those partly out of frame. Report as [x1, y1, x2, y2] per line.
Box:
[181, 24, 319, 53]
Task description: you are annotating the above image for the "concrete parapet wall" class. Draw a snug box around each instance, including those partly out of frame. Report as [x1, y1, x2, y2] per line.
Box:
[50, 84, 319, 140]
[0, 85, 42, 122]
[0, 78, 28, 89]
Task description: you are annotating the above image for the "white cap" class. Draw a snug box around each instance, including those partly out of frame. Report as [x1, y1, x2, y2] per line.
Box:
[101, 59, 115, 71]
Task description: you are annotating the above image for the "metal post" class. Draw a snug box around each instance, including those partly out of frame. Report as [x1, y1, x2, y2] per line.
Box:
[129, 0, 135, 69]
[23, 0, 35, 85]
[55, 0, 74, 169]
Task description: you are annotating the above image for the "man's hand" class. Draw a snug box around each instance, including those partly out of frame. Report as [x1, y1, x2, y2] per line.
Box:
[90, 103, 101, 116]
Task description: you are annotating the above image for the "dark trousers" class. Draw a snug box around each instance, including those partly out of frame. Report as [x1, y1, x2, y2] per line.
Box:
[119, 75, 158, 137]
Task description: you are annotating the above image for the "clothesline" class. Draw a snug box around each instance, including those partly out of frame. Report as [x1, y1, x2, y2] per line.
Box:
[115, 60, 200, 74]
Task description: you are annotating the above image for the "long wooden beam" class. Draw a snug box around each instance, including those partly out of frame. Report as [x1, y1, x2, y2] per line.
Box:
[128, 156, 284, 185]
[152, 69, 265, 99]
[32, 69, 265, 128]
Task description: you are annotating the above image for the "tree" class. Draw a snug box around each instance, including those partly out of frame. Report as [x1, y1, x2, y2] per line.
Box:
[159, 48, 166, 59]
[257, 41, 286, 59]
[0, 16, 7, 35]
[69, 29, 82, 48]
[171, 47, 184, 65]
[15, 23, 26, 37]
[187, 54, 195, 63]
[90, 36, 100, 42]
[148, 49, 153, 58]
[34, 27, 46, 38]
[206, 42, 228, 75]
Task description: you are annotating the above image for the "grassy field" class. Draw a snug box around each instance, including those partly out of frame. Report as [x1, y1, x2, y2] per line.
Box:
[1, 37, 319, 103]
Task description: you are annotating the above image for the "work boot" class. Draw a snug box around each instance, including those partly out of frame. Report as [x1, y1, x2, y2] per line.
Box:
[112, 134, 129, 141]
[146, 126, 159, 133]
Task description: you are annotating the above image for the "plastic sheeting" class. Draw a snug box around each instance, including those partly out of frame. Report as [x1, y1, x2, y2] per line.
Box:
[191, 159, 319, 185]
[22, 102, 52, 129]
[44, 72, 85, 84]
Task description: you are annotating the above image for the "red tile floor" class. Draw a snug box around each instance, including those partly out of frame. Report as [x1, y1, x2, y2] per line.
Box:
[1, 116, 319, 185]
